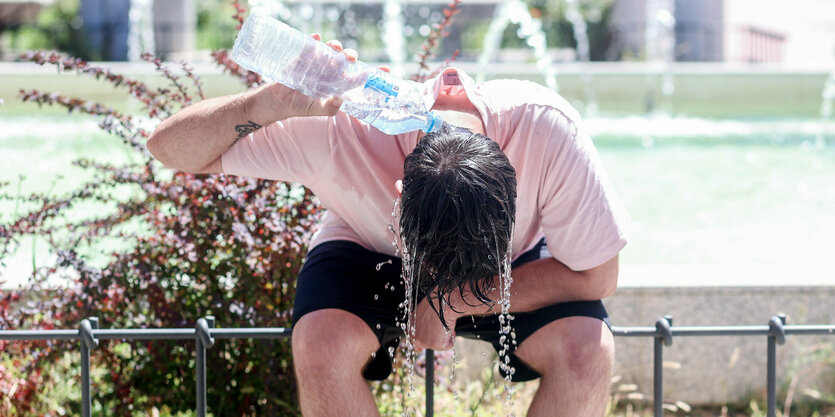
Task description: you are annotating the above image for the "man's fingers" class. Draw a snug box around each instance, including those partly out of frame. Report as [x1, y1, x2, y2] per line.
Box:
[343, 48, 358, 62]
[325, 40, 343, 52]
[302, 96, 342, 118]
[327, 96, 343, 111]
[316, 97, 342, 116]
[310, 33, 321, 41]
[377, 65, 391, 73]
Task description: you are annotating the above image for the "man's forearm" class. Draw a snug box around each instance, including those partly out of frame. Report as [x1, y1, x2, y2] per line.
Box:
[146, 83, 288, 173]
[453, 255, 619, 316]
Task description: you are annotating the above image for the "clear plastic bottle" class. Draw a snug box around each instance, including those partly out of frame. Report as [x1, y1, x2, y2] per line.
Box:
[231, 13, 443, 135]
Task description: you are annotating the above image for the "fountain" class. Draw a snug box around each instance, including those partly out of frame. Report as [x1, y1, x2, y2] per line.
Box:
[644, 0, 676, 114]
[476, 0, 559, 92]
[817, 71, 835, 149]
[127, 0, 155, 61]
[382, 0, 406, 76]
[564, 0, 597, 114]
[250, 0, 292, 19]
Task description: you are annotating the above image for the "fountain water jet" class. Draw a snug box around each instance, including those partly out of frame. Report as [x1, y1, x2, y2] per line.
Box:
[383, 0, 407, 76]
[477, 0, 558, 92]
[127, 0, 155, 61]
[564, 0, 597, 115]
[817, 71, 835, 149]
[644, 0, 675, 114]
[249, 0, 292, 20]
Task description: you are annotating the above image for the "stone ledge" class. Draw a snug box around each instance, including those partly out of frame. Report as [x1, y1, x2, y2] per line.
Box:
[605, 285, 835, 405]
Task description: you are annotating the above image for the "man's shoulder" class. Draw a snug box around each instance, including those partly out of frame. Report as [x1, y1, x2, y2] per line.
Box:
[476, 78, 582, 123]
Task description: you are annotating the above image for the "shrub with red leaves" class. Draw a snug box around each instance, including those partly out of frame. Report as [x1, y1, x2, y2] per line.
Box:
[0, 1, 462, 415]
[0, 50, 317, 417]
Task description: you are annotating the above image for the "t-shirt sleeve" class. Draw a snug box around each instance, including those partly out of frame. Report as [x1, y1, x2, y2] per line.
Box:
[538, 110, 629, 271]
[221, 115, 334, 184]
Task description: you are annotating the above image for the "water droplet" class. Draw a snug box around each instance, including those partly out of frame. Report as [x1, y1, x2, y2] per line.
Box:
[376, 323, 381, 329]
[375, 259, 392, 271]
[374, 294, 379, 300]
[371, 352, 376, 358]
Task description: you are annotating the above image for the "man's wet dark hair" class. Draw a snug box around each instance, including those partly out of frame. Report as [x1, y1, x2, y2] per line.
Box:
[400, 123, 517, 327]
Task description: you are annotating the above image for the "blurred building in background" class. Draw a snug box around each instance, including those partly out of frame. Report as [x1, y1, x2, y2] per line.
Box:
[151, 0, 195, 59]
[79, 0, 194, 61]
[611, 0, 835, 64]
[2, 0, 833, 65]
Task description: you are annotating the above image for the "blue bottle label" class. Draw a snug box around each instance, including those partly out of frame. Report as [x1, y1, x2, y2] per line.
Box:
[364, 73, 399, 98]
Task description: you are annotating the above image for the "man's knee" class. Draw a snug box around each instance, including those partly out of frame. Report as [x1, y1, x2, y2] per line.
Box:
[292, 309, 380, 376]
[517, 316, 614, 381]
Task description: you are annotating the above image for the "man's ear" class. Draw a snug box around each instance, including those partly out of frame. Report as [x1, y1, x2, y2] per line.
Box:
[395, 180, 403, 196]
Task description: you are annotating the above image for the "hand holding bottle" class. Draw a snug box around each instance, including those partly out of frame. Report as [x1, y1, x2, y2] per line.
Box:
[264, 35, 392, 120]
[232, 14, 442, 134]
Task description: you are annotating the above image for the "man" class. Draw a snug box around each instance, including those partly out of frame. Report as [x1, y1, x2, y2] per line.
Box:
[148, 38, 627, 416]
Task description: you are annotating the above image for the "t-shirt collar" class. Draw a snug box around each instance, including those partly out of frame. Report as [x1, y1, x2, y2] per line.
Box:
[421, 67, 491, 137]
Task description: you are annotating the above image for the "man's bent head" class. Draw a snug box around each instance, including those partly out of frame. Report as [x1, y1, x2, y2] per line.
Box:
[400, 123, 517, 324]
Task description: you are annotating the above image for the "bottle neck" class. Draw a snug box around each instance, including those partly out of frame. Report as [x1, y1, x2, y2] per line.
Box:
[424, 112, 442, 134]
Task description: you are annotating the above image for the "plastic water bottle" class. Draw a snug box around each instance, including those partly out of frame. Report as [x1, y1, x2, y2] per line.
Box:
[231, 13, 443, 135]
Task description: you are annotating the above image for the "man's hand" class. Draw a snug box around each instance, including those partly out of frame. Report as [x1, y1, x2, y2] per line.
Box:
[272, 35, 392, 120]
[414, 297, 458, 351]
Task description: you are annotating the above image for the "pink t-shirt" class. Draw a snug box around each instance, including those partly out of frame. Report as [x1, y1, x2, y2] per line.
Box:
[222, 68, 628, 271]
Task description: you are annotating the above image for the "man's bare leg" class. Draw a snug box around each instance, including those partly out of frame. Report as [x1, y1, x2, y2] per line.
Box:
[514, 316, 615, 417]
[292, 309, 382, 417]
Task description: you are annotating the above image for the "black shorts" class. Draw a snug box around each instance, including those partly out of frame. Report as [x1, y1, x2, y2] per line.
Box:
[292, 239, 610, 382]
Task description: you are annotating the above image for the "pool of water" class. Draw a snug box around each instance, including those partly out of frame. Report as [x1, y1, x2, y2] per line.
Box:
[1, 114, 833, 287]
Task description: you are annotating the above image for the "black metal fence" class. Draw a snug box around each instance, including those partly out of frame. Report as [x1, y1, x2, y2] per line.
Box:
[2, 314, 834, 417]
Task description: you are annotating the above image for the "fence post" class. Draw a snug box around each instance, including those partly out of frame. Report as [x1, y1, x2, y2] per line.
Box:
[654, 315, 673, 417]
[196, 316, 215, 417]
[767, 314, 786, 417]
[425, 349, 434, 417]
[80, 317, 99, 417]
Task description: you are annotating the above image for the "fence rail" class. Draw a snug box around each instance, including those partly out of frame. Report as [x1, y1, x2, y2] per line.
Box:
[2, 314, 835, 417]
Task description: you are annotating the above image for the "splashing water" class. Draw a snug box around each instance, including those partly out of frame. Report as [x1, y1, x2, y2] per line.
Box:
[451, 344, 460, 400]
[477, 0, 558, 91]
[391, 194, 519, 415]
[376, 259, 393, 271]
[127, 0, 155, 61]
[383, 0, 407, 76]
[249, 0, 292, 20]
[817, 71, 835, 149]
[644, 0, 676, 114]
[493, 219, 517, 415]
[388, 197, 402, 257]
[389, 196, 422, 416]
[398, 239, 420, 395]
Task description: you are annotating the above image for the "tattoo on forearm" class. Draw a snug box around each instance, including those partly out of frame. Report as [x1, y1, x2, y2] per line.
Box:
[230, 120, 262, 147]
